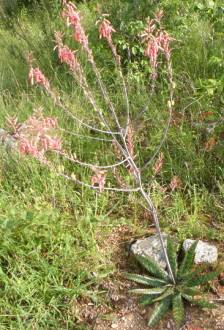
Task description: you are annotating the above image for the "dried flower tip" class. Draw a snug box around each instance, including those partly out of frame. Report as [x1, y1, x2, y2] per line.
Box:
[142, 19, 156, 40]
[126, 124, 135, 159]
[153, 152, 164, 175]
[54, 31, 64, 48]
[154, 9, 164, 22]
[26, 52, 34, 66]
[169, 175, 182, 192]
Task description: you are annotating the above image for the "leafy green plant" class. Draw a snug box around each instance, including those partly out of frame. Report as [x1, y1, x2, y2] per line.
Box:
[126, 239, 218, 328]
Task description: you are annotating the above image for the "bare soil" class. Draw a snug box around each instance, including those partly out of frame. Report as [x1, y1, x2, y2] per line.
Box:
[77, 225, 224, 330]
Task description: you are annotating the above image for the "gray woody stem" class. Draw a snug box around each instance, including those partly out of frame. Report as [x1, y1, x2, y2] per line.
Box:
[139, 187, 176, 283]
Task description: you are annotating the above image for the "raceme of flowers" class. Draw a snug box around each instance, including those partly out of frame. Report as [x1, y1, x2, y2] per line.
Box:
[142, 10, 172, 78]
[54, 32, 79, 73]
[29, 67, 50, 90]
[7, 110, 61, 163]
[23, 3, 173, 191]
[62, 1, 88, 49]
[98, 18, 115, 42]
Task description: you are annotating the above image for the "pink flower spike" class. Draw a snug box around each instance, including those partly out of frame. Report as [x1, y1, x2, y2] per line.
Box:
[158, 31, 172, 59]
[144, 39, 159, 68]
[8, 109, 62, 163]
[73, 24, 89, 49]
[58, 46, 78, 70]
[62, 1, 80, 28]
[29, 67, 50, 90]
[98, 18, 115, 41]
[91, 169, 106, 193]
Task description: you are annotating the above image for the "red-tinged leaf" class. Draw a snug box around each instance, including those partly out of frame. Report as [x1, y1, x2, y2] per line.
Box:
[153, 152, 164, 175]
[199, 111, 214, 121]
[169, 175, 182, 192]
[204, 137, 216, 151]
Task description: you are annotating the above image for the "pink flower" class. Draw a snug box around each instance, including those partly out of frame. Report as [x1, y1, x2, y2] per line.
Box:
[144, 39, 159, 68]
[73, 24, 89, 49]
[158, 31, 172, 59]
[142, 14, 173, 78]
[62, 2, 80, 28]
[29, 67, 50, 90]
[91, 169, 106, 193]
[43, 117, 58, 128]
[98, 18, 115, 41]
[61, 3, 89, 50]
[8, 109, 62, 163]
[58, 45, 78, 70]
[40, 136, 61, 151]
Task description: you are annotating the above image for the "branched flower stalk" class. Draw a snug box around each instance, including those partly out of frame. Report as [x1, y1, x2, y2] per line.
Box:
[8, 3, 176, 283]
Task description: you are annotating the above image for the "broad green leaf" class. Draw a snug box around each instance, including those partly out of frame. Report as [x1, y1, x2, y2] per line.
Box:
[178, 241, 198, 277]
[167, 237, 177, 278]
[182, 294, 216, 309]
[172, 293, 185, 327]
[148, 297, 171, 327]
[125, 273, 167, 287]
[139, 294, 158, 306]
[186, 271, 219, 287]
[178, 270, 198, 282]
[153, 286, 174, 302]
[182, 293, 193, 303]
[129, 287, 166, 295]
[182, 286, 199, 296]
[135, 255, 169, 281]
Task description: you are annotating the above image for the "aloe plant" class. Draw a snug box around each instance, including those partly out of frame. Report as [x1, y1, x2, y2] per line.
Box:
[126, 239, 218, 328]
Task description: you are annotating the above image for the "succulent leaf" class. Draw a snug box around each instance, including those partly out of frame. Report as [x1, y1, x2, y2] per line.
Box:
[172, 293, 184, 326]
[139, 294, 158, 306]
[125, 273, 167, 287]
[186, 271, 219, 287]
[153, 286, 174, 302]
[148, 297, 171, 327]
[167, 237, 177, 278]
[129, 287, 166, 295]
[135, 255, 169, 281]
[178, 241, 198, 277]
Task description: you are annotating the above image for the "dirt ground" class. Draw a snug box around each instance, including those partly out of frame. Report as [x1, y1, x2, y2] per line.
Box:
[76, 225, 224, 330]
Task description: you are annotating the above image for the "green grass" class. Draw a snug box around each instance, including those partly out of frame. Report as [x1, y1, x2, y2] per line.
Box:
[0, 0, 223, 328]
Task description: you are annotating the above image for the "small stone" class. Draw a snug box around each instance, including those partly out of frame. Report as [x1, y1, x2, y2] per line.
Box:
[130, 234, 167, 269]
[0, 129, 16, 150]
[111, 324, 118, 329]
[183, 239, 218, 264]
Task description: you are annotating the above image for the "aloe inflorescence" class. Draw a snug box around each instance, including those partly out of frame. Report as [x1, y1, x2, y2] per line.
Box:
[126, 239, 218, 328]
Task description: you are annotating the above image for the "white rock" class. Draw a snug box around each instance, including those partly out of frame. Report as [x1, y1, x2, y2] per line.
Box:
[130, 234, 167, 269]
[183, 239, 218, 264]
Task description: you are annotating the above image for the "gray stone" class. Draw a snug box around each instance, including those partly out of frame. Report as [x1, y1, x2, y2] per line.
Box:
[0, 129, 16, 150]
[130, 234, 167, 270]
[183, 239, 218, 264]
